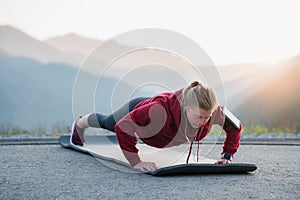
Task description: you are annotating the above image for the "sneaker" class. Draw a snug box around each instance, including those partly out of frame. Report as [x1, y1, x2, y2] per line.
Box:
[70, 120, 85, 146]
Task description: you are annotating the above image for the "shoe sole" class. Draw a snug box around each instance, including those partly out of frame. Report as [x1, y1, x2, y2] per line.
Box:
[70, 121, 88, 152]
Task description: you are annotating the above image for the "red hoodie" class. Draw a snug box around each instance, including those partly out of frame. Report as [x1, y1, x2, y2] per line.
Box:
[115, 89, 242, 166]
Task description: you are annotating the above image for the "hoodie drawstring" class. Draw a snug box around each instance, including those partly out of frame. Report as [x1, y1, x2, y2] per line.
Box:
[186, 137, 194, 164]
[184, 117, 201, 164]
[197, 140, 200, 162]
[186, 135, 200, 164]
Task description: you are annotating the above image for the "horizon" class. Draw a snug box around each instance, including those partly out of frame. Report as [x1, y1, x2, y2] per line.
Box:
[0, 0, 300, 66]
[1, 22, 299, 133]
[1, 24, 300, 68]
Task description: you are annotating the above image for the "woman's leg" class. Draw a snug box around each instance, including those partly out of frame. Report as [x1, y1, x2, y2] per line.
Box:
[76, 97, 149, 132]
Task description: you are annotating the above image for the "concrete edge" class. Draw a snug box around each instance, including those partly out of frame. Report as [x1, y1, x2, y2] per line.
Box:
[0, 137, 59, 145]
[0, 137, 299, 146]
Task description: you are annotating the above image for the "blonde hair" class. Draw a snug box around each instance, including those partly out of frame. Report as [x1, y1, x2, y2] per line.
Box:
[182, 81, 218, 111]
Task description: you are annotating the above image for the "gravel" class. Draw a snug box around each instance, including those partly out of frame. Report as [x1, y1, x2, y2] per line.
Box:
[1, 144, 299, 199]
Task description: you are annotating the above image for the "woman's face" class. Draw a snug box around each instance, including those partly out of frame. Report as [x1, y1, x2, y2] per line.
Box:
[185, 107, 213, 128]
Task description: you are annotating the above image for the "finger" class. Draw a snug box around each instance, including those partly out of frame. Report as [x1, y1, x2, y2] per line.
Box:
[140, 167, 145, 172]
[223, 160, 231, 164]
[153, 164, 158, 170]
[215, 160, 221, 164]
[145, 164, 153, 172]
[151, 162, 158, 170]
[149, 164, 155, 171]
[149, 164, 154, 171]
[215, 160, 224, 164]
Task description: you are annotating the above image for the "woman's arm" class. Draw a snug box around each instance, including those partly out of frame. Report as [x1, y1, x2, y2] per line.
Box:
[115, 118, 142, 167]
[115, 102, 167, 169]
[213, 106, 242, 162]
[222, 122, 242, 157]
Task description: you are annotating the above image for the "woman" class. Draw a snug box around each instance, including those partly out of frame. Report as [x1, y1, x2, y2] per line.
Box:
[71, 81, 242, 171]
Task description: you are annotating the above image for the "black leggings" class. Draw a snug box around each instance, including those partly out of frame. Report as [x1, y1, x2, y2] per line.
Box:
[88, 97, 149, 132]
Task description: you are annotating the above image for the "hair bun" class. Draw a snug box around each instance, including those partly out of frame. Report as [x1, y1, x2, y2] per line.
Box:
[190, 81, 200, 87]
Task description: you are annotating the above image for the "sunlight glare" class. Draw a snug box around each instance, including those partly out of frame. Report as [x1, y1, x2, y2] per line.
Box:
[264, 56, 284, 69]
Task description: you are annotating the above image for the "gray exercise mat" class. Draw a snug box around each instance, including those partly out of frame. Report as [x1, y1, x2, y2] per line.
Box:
[59, 135, 257, 176]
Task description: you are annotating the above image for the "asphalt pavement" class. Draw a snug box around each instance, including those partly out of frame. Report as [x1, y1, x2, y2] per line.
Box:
[1, 143, 299, 199]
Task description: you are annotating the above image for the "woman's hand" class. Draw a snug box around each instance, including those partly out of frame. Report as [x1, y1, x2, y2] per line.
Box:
[134, 161, 158, 172]
[215, 158, 231, 164]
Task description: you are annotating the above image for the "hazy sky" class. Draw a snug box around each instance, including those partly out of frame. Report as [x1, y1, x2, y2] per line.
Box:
[1, 0, 300, 65]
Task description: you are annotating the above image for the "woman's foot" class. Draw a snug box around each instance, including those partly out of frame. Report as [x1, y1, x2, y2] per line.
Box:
[70, 120, 85, 146]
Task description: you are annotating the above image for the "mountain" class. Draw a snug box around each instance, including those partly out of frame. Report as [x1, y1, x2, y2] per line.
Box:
[0, 25, 299, 132]
[236, 55, 300, 128]
[5, 25, 256, 82]
[216, 62, 269, 110]
[44, 33, 142, 73]
[0, 25, 78, 66]
[44, 33, 102, 65]
[0, 52, 141, 131]
[0, 52, 77, 130]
